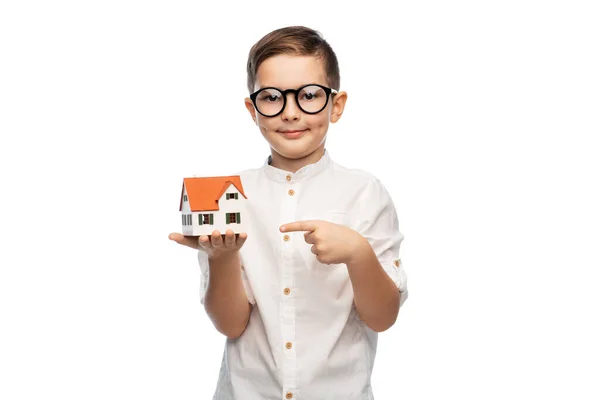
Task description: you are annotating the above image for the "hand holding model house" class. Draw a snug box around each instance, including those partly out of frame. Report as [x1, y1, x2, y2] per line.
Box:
[168, 175, 248, 257]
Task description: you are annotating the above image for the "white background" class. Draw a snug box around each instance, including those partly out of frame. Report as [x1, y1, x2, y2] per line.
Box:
[1, 1, 599, 399]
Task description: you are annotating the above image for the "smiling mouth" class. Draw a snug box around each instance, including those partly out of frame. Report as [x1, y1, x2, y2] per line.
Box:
[278, 129, 307, 139]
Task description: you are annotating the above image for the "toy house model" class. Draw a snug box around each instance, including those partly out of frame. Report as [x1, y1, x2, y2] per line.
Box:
[180, 175, 248, 236]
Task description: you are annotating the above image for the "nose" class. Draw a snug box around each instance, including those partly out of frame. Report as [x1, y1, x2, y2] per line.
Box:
[281, 92, 300, 121]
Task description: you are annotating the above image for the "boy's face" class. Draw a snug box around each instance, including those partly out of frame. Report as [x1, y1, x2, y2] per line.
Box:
[245, 55, 347, 167]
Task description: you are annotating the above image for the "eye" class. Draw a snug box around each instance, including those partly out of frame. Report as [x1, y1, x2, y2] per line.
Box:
[260, 93, 281, 102]
[299, 86, 324, 101]
[257, 89, 283, 102]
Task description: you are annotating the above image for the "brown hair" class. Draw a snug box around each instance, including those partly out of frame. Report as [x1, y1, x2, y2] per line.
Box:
[246, 26, 340, 93]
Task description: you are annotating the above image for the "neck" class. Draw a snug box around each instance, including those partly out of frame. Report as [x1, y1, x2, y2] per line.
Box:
[269, 144, 326, 173]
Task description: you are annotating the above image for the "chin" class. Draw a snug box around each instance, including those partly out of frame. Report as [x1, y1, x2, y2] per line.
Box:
[275, 144, 324, 160]
[272, 147, 307, 160]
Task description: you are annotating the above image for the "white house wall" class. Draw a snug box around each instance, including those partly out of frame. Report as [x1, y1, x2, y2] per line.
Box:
[181, 185, 194, 236]
[181, 186, 191, 213]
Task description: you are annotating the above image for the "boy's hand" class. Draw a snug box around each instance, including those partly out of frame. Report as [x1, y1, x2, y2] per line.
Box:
[280, 220, 367, 265]
[168, 230, 248, 261]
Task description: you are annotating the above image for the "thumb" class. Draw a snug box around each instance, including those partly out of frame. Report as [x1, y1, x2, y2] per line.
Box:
[169, 232, 184, 244]
[169, 232, 200, 250]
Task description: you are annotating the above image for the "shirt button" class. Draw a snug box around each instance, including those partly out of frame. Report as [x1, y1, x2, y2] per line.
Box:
[285, 342, 293, 349]
[286, 175, 292, 182]
[286, 392, 293, 399]
[394, 260, 400, 267]
[283, 288, 291, 295]
[288, 189, 295, 196]
[283, 234, 290, 241]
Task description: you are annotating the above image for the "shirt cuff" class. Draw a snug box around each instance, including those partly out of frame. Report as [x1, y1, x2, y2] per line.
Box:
[382, 258, 409, 307]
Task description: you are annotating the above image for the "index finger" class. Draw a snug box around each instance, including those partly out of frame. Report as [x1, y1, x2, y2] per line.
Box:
[280, 220, 317, 233]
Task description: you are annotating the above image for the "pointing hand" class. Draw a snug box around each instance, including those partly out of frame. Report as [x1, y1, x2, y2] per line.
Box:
[279, 220, 366, 265]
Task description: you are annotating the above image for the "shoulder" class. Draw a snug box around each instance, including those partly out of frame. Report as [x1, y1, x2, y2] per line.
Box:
[232, 165, 265, 185]
[236, 166, 262, 178]
[328, 162, 397, 212]
[329, 161, 386, 193]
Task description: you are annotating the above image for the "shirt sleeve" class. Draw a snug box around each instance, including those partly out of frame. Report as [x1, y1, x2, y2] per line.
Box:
[356, 178, 409, 307]
[197, 250, 256, 306]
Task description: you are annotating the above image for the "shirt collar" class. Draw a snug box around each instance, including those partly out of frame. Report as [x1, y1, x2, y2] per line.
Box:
[263, 148, 333, 182]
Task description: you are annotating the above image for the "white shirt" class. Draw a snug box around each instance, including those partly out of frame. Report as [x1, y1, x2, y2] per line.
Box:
[198, 149, 408, 400]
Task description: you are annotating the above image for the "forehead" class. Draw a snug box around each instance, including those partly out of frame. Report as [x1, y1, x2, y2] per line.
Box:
[255, 54, 328, 91]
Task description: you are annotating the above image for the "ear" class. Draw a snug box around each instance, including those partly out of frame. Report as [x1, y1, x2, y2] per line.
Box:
[245, 97, 258, 125]
[329, 91, 348, 123]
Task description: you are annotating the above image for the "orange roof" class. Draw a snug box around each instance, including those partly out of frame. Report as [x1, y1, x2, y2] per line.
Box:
[180, 176, 247, 212]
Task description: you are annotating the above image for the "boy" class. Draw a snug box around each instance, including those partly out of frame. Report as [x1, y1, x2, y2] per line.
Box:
[169, 26, 408, 400]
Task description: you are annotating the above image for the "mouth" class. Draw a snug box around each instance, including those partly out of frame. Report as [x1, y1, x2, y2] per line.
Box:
[278, 129, 307, 139]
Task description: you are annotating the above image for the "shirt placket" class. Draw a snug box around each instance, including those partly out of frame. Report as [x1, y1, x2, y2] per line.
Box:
[281, 173, 298, 399]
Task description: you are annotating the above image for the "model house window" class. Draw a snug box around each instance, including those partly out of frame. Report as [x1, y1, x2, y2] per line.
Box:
[201, 214, 213, 225]
[226, 212, 241, 224]
[196, 214, 215, 226]
[184, 195, 187, 202]
[187, 214, 191, 225]
[226, 193, 239, 200]
[182, 214, 186, 225]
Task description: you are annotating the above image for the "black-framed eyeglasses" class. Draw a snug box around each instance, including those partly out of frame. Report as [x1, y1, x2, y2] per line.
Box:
[249, 83, 338, 117]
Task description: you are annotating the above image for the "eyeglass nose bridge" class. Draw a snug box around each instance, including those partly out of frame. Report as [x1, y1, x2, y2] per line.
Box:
[279, 88, 302, 115]
[280, 88, 299, 97]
